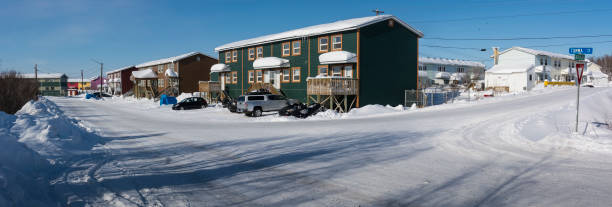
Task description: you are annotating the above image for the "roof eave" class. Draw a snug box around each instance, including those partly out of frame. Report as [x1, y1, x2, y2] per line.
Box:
[214, 16, 424, 52]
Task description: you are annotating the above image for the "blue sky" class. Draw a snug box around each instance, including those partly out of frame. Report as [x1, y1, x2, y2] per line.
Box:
[1, 0, 611, 78]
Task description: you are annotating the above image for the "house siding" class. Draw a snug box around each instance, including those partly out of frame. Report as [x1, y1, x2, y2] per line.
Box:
[178, 54, 216, 93]
[215, 31, 358, 103]
[359, 19, 419, 106]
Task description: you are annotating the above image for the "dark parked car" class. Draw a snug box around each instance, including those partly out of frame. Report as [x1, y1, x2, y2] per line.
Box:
[172, 97, 208, 110]
[91, 92, 112, 98]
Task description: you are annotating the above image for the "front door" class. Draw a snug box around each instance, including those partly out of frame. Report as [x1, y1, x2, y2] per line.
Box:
[220, 73, 226, 90]
[273, 71, 281, 89]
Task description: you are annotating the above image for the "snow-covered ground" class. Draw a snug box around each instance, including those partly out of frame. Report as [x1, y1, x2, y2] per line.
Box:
[3, 86, 612, 206]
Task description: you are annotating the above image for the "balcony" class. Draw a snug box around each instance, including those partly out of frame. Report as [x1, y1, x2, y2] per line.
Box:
[307, 77, 358, 96]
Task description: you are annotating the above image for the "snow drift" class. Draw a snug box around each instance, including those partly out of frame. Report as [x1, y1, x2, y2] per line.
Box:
[0, 111, 57, 206]
[10, 98, 102, 160]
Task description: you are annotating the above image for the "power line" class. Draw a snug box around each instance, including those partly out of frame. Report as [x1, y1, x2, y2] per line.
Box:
[525, 40, 612, 48]
[424, 34, 612, 41]
[407, 8, 612, 24]
[421, 44, 486, 50]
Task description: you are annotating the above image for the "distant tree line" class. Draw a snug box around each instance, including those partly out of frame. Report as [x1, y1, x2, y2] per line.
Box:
[0, 71, 39, 114]
[590, 54, 612, 79]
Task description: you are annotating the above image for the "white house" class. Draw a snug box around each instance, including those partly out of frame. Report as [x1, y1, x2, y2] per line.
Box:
[418, 57, 485, 86]
[486, 47, 576, 92]
[585, 60, 609, 87]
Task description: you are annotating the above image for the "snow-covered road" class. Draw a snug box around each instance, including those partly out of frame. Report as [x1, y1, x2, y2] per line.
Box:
[47, 87, 612, 206]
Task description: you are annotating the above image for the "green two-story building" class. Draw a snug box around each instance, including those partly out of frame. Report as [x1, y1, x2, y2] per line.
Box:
[211, 15, 423, 110]
[23, 73, 68, 96]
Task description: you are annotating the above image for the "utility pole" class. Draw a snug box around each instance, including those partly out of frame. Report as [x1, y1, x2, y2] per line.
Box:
[34, 64, 38, 81]
[92, 59, 104, 98]
[81, 70, 84, 93]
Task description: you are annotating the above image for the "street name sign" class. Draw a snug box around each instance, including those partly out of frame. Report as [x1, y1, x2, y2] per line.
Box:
[569, 48, 593, 54]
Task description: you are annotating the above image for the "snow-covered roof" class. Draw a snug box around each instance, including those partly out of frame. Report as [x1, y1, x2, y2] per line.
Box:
[132, 69, 157, 79]
[210, 64, 231, 73]
[67, 79, 84, 83]
[319, 51, 357, 64]
[533, 65, 550, 73]
[253, 57, 290, 69]
[498, 47, 574, 60]
[136, 52, 210, 68]
[450, 73, 464, 81]
[22, 73, 65, 79]
[165, 69, 178, 78]
[106, 65, 135, 75]
[591, 70, 609, 78]
[487, 63, 535, 74]
[435, 72, 451, 79]
[215, 15, 423, 51]
[419, 57, 485, 68]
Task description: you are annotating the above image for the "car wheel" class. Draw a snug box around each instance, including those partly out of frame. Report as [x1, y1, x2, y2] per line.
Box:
[180, 107, 185, 110]
[252, 108, 263, 117]
[201, 104, 205, 109]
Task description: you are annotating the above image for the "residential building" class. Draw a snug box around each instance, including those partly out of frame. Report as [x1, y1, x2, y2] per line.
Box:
[132, 52, 217, 98]
[486, 47, 576, 92]
[22, 73, 68, 96]
[67, 79, 81, 96]
[90, 76, 107, 92]
[106, 65, 138, 95]
[418, 57, 485, 87]
[211, 15, 423, 109]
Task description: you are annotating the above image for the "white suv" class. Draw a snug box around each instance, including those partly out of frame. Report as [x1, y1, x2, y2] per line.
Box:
[236, 94, 292, 117]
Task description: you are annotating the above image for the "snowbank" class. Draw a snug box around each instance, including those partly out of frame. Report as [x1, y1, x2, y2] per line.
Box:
[0, 111, 57, 206]
[11, 98, 102, 160]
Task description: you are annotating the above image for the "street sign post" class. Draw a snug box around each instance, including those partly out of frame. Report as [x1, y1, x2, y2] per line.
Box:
[570, 47, 592, 133]
[569, 48, 593, 54]
[574, 63, 585, 133]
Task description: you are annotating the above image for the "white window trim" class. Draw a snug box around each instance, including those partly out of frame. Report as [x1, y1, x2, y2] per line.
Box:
[292, 68, 300, 82]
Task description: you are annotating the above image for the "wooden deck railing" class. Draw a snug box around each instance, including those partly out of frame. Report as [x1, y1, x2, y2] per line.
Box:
[307, 77, 358, 96]
[198, 81, 221, 92]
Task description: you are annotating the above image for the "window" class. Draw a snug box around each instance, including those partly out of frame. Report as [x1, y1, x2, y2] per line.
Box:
[438, 66, 445, 72]
[292, 40, 301, 56]
[529, 74, 533, 81]
[169, 63, 174, 70]
[282, 69, 291, 82]
[256, 70, 263, 82]
[540, 58, 544, 65]
[268, 95, 286, 100]
[256, 47, 264, 59]
[248, 96, 264, 101]
[232, 71, 238, 84]
[248, 70, 254, 83]
[225, 52, 231, 63]
[248, 48, 255, 60]
[196, 56, 200, 62]
[232, 50, 238, 62]
[225, 73, 231, 84]
[158, 65, 164, 73]
[318, 36, 329, 53]
[332, 65, 342, 76]
[318, 65, 328, 76]
[544, 58, 548, 65]
[457, 67, 465, 73]
[344, 65, 353, 78]
[281, 42, 290, 56]
[418, 65, 427, 71]
[331, 34, 342, 51]
[292, 67, 300, 82]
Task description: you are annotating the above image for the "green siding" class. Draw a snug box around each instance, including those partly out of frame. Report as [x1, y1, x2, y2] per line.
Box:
[359, 20, 419, 106]
[216, 31, 358, 103]
[214, 22, 419, 107]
